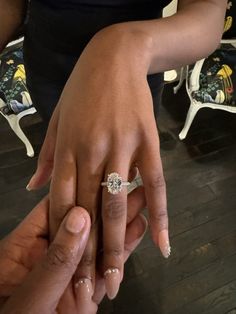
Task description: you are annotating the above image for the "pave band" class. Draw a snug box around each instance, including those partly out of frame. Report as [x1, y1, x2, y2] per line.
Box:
[101, 172, 130, 195]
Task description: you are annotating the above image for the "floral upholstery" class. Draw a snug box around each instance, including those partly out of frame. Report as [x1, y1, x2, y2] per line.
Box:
[0, 41, 33, 115]
[223, 1, 236, 39]
[190, 1, 236, 107]
[192, 44, 236, 107]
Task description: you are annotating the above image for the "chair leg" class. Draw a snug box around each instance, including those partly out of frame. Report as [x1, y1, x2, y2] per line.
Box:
[6, 114, 35, 157]
[174, 67, 185, 94]
[179, 102, 200, 140]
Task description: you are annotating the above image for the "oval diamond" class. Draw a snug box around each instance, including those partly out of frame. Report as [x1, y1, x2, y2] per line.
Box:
[107, 172, 123, 194]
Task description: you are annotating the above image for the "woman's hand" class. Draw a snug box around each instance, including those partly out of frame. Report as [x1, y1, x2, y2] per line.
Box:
[27, 25, 169, 300]
[0, 187, 147, 313]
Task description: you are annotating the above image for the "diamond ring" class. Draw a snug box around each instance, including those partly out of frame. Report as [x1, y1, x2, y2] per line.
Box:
[101, 172, 130, 195]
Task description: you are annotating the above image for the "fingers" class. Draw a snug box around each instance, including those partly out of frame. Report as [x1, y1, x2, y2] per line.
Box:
[74, 227, 97, 314]
[93, 212, 147, 305]
[93, 186, 146, 304]
[73, 161, 103, 314]
[26, 105, 60, 191]
[138, 140, 170, 259]
[59, 282, 98, 314]
[1, 207, 91, 314]
[102, 161, 130, 300]
[49, 151, 77, 239]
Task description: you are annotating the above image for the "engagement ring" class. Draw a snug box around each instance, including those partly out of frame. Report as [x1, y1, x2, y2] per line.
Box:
[101, 172, 130, 195]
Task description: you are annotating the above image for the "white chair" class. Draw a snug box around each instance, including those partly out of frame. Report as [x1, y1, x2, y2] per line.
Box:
[0, 37, 36, 157]
[163, 0, 178, 83]
[175, 0, 236, 139]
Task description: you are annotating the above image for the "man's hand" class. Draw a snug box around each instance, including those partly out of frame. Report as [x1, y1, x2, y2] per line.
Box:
[0, 199, 91, 314]
[0, 187, 147, 313]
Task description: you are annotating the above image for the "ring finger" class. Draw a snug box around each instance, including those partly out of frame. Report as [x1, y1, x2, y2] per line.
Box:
[102, 155, 130, 300]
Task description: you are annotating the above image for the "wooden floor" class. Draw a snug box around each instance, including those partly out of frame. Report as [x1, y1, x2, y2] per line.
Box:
[0, 83, 236, 314]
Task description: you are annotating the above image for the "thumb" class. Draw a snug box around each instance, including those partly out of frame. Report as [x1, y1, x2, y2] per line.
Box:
[26, 105, 59, 191]
[1, 207, 91, 314]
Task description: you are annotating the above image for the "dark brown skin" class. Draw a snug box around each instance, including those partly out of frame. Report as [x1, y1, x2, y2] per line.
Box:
[0, 187, 147, 314]
[0, 0, 228, 307]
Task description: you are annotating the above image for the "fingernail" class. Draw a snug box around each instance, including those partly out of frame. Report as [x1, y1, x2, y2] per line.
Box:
[65, 210, 86, 234]
[26, 174, 36, 191]
[104, 268, 120, 300]
[75, 278, 97, 314]
[75, 278, 93, 301]
[159, 229, 171, 259]
[26, 184, 31, 191]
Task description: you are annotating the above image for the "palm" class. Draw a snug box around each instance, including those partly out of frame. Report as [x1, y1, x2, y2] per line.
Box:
[0, 228, 47, 298]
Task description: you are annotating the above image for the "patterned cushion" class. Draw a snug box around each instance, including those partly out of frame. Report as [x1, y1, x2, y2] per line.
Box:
[0, 41, 33, 115]
[191, 44, 236, 107]
[223, 1, 236, 39]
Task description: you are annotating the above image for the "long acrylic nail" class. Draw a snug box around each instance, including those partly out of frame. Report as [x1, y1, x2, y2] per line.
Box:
[26, 184, 31, 191]
[104, 268, 120, 300]
[75, 278, 97, 314]
[26, 174, 36, 191]
[159, 229, 171, 258]
[75, 278, 93, 301]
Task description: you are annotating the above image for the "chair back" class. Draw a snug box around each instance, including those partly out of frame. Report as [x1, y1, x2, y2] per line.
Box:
[223, 1, 236, 39]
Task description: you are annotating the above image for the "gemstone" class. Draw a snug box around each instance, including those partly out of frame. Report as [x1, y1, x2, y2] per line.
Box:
[107, 172, 123, 194]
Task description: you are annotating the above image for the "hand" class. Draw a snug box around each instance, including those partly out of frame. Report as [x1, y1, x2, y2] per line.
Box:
[27, 25, 169, 299]
[0, 187, 147, 313]
[0, 198, 91, 314]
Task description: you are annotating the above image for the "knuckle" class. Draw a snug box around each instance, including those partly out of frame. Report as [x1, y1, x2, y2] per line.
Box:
[103, 198, 126, 220]
[80, 254, 95, 268]
[44, 243, 76, 271]
[88, 142, 106, 157]
[151, 210, 168, 229]
[105, 247, 123, 259]
[80, 137, 107, 160]
[38, 153, 54, 168]
[146, 175, 166, 190]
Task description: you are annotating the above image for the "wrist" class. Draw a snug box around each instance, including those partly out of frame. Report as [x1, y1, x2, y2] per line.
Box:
[81, 23, 153, 76]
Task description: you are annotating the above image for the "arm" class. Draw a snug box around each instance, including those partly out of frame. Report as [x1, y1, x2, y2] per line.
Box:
[88, 0, 228, 74]
[0, 0, 27, 53]
[28, 0, 227, 303]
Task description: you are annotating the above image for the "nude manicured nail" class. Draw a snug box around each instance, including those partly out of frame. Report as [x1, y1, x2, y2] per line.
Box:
[26, 174, 36, 191]
[104, 268, 120, 300]
[26, 184, 31, 191]
[75, 278, 97, 314]
[75, 278, 93, 301]
[159, 229, 171, 259]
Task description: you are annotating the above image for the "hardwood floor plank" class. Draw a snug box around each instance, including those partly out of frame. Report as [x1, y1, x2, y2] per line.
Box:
[162, 253, 236, 313]
[172, 279, 236, 314]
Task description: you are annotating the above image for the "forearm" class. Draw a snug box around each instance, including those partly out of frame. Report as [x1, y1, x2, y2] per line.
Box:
[91, 0, 227, 75]
[0, 0, 27, 53]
